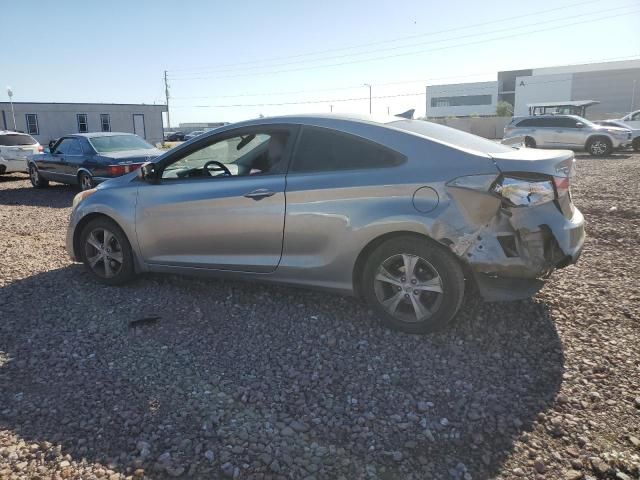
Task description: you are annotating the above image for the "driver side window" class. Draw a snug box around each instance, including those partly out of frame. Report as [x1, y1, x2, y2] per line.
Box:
[161, 131, 289, 180]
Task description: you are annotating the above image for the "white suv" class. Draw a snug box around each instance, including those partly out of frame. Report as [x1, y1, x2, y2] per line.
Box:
[503, 115, 632, 156]
[0, 131, 42, 174]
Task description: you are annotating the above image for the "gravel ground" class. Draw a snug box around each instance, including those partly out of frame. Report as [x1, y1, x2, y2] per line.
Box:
[1, 153, 639, 480]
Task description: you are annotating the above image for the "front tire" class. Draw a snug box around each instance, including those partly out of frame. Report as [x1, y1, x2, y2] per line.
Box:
[29, 164, 49, 188]
[524, 136, 536, 148]
[79, 217, 135, 285]
[587, 137, 612, 156]
[633, 137, 640, 152]
[362, 236, 465, 334]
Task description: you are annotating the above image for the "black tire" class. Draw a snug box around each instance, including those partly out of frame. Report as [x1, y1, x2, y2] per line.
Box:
[28, 164, 49, 188]
[362, 236, 465, 334]
[79, 217, 136, 285]
[586, 136, 612, 156]
[633, 137, 640, 152]
[78, 171, 94, 191]
[524, 136, 536, 148]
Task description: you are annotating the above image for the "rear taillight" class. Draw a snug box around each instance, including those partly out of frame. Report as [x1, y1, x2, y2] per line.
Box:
[37, 145, 44, 152]
[553, 176, 570, 197]
[107, 163, 143, 176]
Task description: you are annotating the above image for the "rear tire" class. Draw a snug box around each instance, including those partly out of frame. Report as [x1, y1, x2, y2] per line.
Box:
[524, 136, 536, 148]
[633, 137, 640, 152]
[29, 164, 49, 188]
[78, 171, 94, 191]
[79, 217, 136, 286]
[586, 137, 612, 156]
[362, 236, 465, 334]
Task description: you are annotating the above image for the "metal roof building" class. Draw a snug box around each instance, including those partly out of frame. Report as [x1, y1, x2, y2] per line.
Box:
[0, 102, 167, 146]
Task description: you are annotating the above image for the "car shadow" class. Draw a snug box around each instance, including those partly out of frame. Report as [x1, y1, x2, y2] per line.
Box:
[575, 152, 633, 160]
[0, 266, 564, 479]
[0, 184, 75, 208]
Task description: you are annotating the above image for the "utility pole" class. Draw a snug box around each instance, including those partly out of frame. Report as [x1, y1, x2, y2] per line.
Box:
[330, 105, 333, 113]
[7, 87, 16, 130]
[387, 106, 390, 115]
[631, 80, 637, 112]
[363, 83, 372, 114]
[163, 70, 171, 129]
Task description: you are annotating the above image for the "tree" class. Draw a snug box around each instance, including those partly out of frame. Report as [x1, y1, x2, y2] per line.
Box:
[496, 101, 513, 117]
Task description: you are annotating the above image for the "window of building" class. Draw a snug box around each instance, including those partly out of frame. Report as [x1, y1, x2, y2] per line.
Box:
[25, 114, 39, 135]
[77, 114, 88, 133]
[290, 126, 404, 173]
[100, 114, 111, 132]
[430, 95, 492, 108]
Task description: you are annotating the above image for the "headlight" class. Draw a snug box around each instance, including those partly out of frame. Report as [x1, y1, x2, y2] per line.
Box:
[72, 188, 97, 209]
[492, 176, 555, 207]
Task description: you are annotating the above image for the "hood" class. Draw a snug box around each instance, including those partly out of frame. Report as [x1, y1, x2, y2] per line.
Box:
[489, 148, 575, 178]
[594, 125, 630, 134]
[98, 148, 162, 162]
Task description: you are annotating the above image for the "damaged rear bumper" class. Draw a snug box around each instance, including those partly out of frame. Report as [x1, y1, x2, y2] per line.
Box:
[454, 202, 585, 301]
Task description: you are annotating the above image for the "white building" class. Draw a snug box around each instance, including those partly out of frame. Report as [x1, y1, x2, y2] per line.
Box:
[426, 59, 640, 119]
[426, 81, 498, 118]
[0, 102, 167, 145]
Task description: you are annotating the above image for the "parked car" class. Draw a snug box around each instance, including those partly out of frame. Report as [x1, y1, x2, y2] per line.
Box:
[503, 114, 632, 156]
[28, 132, 162, 190]
[67, 114, 585, 333]
[594, 119, 640, 151]
[620, 109, 640, 130]
[183, 130, 205, 141]
[0, 131, 42, 175]
[164, 131, 185, 141]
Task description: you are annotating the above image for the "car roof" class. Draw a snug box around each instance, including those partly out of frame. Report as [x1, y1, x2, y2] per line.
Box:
[0, 130, 33, 135]
[205, 113, 514, 157]
[64, 132, 136, 139]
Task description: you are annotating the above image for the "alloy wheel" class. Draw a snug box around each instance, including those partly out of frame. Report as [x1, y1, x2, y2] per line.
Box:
[590, 140, 608, 155]
[29, 166, 38, 184]
[80, 173, 93, 191]
[83, 228, 124, 278]
[373, 253, 444, 323]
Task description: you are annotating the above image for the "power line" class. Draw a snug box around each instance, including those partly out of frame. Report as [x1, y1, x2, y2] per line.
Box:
[167, 9, 639, 81]
[169, 59, 640, 109]
[171, 92, 427, 109]
[171, 54, 640, 101]
[167, 0, 606, 75]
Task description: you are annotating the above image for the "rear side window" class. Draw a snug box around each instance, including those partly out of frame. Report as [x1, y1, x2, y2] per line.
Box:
[516, 118, 548, 127]
[0, 134, 37, 146]
[291, 126, 404, 173]
[55, 138, 83, 155]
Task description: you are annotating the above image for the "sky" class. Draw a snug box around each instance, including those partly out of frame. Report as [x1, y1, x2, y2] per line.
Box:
[2, 0, 639, 126]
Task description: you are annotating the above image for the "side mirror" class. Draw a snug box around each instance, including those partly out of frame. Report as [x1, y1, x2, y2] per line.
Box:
[139, 162, 159, 183]
[44, 147, 51, 153]
[575, 122, 584, 128]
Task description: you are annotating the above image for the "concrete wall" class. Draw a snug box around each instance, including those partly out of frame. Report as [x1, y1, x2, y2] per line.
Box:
[428, 116, 512, 139]
[513, 73, 573, 116]
[0, 103, 167, 146]
[426, 81, 498, 118]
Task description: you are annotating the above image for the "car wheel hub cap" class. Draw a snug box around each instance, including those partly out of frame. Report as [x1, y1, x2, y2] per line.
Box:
[84, 228, 123, 278]
[373, 254, 444, 323]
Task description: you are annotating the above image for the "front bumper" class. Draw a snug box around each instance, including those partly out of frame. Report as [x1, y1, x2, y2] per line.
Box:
[66, 209, 80, 262]
[454, 202, 585, 301]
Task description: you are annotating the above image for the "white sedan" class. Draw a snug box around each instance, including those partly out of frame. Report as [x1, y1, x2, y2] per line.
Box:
[0, 131, 42, 174]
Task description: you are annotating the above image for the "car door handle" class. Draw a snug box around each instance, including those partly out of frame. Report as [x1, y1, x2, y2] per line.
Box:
[244, 189, 276, 200]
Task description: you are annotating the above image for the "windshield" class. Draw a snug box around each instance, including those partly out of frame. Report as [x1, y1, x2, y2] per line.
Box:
[572, 115, 596, 128]
[390, 119, 514, 154]
[89, 135, 154, 153]
[0, 134, 38, 146]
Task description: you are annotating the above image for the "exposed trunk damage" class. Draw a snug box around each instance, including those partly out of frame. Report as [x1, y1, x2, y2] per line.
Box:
[433, 148, 585, 301]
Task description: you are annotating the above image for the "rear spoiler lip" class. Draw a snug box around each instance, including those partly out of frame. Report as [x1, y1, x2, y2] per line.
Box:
[489, 148, 575, 178]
